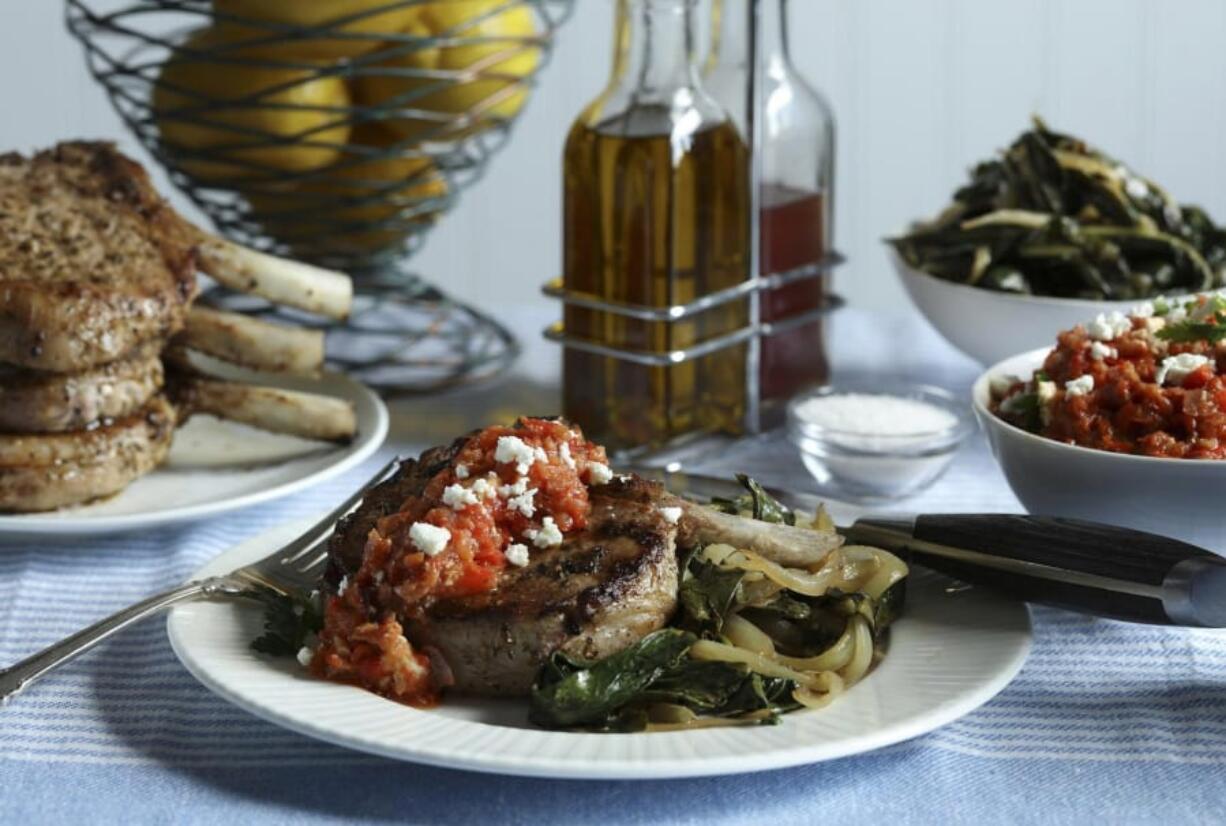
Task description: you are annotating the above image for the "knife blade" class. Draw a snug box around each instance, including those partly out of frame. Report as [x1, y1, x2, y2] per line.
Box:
[631, 466, 1226, 628]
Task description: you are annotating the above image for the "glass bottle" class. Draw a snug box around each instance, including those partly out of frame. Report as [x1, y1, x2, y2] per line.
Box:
[562, 0, 750, 452]
[706, 0, 835, 414]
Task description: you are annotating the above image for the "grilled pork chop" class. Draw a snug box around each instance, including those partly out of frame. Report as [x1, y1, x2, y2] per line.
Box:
[324, 436, 681, 697]
[0, 142, 198, 372]
[0, 342, 163, 433]
[0, 395, 175, 512]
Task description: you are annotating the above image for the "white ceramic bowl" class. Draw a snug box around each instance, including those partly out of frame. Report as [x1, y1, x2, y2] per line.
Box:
[892, 249, 1141, 365]
[974, 347, 1226, 552]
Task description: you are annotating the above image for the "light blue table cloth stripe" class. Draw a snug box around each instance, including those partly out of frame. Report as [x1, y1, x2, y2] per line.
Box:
[2, 308, 1224, 825]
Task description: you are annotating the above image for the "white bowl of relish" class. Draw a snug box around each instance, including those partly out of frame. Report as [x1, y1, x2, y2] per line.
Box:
[975, 294, 1226, 550]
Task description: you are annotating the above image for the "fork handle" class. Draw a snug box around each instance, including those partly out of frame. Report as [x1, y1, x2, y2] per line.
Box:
[0, 576, 242, 705]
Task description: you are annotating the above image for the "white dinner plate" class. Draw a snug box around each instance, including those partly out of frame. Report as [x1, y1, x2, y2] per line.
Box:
[168, 518, 1032, 779]
[0, 372, 388, 536]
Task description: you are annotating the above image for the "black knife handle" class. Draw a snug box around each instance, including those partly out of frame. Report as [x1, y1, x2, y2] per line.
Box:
[865, 515, 1224, 626]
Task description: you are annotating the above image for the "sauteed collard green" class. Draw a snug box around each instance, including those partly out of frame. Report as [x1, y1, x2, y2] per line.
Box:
[891, 117, 1226, 300]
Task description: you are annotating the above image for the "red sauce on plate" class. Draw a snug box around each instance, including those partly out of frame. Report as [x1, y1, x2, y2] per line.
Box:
[310, 418, 610, 706]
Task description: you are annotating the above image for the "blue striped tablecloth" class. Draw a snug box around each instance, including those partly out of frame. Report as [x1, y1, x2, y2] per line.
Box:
[2, 307, 1224, 825]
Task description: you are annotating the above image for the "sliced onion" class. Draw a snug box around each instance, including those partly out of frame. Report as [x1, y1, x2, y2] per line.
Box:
[723, 614, 777, 656]
[838, 616, 875, 686]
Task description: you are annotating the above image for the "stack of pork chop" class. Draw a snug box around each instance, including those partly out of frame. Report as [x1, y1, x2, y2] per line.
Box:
[0, 142, 356, 512]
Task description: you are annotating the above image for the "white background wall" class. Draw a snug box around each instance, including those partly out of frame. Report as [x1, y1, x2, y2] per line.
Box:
[7, 0, 1226, 322]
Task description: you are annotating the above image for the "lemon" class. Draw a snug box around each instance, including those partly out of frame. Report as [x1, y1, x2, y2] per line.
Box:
[212, 0, 421, 61]
[355, 1, 541, 142]
[153, 27, 351, 181]
[247, 123, 450, 257]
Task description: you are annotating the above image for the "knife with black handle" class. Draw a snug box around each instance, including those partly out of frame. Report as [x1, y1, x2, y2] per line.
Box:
[637, 467, 1226, 627]
[843, 515, 1226, 627]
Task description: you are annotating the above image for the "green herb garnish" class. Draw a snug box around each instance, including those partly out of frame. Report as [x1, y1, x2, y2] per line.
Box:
[709, 474, 795, 525]
[249, 587, 323, 657]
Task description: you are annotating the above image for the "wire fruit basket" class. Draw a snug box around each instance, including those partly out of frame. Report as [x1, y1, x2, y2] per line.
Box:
[66, 0, 573, 393]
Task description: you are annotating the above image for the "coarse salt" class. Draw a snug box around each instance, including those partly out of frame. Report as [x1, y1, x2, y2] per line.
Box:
[791, 393, 957, 442]
[791, 390, 966, 500]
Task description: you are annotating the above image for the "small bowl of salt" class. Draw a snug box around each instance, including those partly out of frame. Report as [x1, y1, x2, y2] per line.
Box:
[786, 384, 974, 502]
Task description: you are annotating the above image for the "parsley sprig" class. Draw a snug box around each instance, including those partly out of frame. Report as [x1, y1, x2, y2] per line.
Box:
[1156, 295, 1226, 343]
[249, 587, 323, 657]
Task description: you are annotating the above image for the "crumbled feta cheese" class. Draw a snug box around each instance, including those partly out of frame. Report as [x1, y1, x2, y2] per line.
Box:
[558, 441, 576, 469]
[470, 477, 497, 499]
[524, 516, 564, 548]
[1131, 302, 1155, 319]
[1087, 311, 1132, 341]
[1089, 341, 1117, 361]
[1156, 353, 1212, 387]
[296, 646, 314, 668]
[409, 522, 451, 557]
[659, 506, 682, 525]
[534, 446, 548, 463]
[441, 483, 480, 510]
[504, 543, 530, 568]
[506, 487, 537, 518]
[588, 462, 614, 485]
[1145, 317, 1166, 333]
[1168, 305, 1188, 323]
[454, 464, 469, 480]
[498, 477, 529, 498]
[495, 435, 539, 474]
[1064, 375, 1094, 397]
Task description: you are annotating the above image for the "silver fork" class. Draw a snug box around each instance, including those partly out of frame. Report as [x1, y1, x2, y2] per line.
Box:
[0, 459, 399, 705]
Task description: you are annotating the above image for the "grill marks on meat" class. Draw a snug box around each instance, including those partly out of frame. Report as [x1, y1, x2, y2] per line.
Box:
[0, 395, 175, 512]
[414, 485, 678, 696]
[324, 449, 680, 697]
[0, 342, 163, 433]
[0, 142, 198, 372]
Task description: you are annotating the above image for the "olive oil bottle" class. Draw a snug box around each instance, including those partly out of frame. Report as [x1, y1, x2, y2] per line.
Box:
[562, 0, 750, 451]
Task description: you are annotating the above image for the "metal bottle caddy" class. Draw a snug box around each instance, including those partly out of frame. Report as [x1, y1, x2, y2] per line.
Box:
[543, 0, 842, 449]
